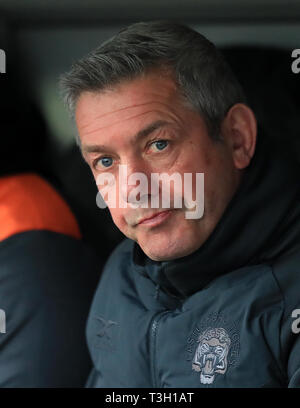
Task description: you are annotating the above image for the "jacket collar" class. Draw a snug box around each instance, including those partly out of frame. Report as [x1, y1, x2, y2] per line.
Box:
[132, 133, 300, 298]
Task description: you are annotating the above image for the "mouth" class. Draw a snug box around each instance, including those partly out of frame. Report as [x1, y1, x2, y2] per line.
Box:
[137, 210, 174, 227]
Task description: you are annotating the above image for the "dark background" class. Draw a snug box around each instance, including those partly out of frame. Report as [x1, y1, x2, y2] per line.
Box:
[0, 0, 299, 258]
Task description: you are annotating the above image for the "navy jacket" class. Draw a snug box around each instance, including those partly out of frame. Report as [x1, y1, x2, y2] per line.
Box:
[86, 135, 300, 388]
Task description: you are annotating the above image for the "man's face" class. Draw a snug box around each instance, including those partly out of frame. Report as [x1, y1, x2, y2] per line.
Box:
[75, 71, 241, 261]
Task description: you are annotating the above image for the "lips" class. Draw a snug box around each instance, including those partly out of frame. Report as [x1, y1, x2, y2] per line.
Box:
[137, 210, 172, 226]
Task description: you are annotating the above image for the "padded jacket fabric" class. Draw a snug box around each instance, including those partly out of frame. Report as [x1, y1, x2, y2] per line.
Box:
[0, 173, 101, 387]
[85, 134, 300, 388]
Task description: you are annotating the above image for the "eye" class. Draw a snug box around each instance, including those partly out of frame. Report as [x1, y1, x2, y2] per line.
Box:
[94, 156, 114, 169]
[149, 139, 169, 152]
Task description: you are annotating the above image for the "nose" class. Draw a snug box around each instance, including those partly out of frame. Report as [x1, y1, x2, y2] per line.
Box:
[119, 160, 152, 206]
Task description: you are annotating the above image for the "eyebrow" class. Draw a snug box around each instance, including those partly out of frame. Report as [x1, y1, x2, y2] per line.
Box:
[81, 119, 169, 154]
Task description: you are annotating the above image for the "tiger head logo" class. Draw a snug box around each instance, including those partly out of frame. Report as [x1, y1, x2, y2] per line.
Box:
[192, 327, 231, 384]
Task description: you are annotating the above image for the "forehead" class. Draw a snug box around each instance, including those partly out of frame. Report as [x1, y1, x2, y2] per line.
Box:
[75, 72, 184, 134]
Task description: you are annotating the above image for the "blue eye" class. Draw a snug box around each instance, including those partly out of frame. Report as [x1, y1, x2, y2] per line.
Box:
[97, 157, 113, 168]
[151, 140, 168, 151]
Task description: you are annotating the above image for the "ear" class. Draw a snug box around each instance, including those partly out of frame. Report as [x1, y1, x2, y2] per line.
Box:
[221, 103, 257, 170]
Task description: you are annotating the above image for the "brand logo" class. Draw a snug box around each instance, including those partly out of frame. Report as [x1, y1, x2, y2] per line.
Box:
[186, 312, 240, 385]
[192, 327, 231, 384]
[93, 315, 118, 351]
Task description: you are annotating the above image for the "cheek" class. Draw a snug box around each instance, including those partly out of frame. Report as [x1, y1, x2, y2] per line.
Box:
[203, 154, 237, 214]
[108, 206, 137, 239]
[177, 143, 212, 174]
[109, 207, 125, 229]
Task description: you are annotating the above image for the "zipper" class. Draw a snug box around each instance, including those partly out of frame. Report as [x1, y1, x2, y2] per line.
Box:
[149, 309, 172, 388]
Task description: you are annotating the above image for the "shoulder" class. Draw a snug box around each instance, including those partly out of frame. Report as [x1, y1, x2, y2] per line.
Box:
[0, 229, 101, 302]
[0, 229, 100, 387]
[270, 245, 300, 309]
[88, 238, 136, 305]
[101, 238, 135, 278]
[106, 238, 135, 263]
[269, 246, 300, 354]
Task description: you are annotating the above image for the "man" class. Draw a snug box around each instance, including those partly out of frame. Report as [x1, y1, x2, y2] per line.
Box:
[60, 21, 300, 387]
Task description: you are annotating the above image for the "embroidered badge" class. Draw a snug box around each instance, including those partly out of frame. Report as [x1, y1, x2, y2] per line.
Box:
[186, 312, 240, 385]
[192, 327, 231, 384]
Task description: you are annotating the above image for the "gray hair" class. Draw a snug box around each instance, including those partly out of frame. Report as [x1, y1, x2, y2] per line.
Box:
[59, 20, 247, 142]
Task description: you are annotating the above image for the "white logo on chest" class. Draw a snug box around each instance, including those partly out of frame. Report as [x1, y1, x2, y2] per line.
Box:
[192, 327, 231, 384]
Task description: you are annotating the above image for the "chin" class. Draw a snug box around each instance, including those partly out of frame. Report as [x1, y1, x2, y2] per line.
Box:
[135, 216, 207, 261]
[140, 240, 198, 261]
